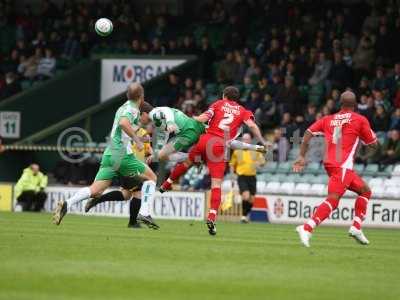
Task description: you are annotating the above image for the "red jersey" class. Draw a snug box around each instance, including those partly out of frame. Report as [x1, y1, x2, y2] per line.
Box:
[204, 99, 254, 140]
[308, 110, 377, 170]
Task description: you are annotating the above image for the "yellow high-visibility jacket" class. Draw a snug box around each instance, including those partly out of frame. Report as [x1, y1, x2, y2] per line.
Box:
[15, 167, 48, 198]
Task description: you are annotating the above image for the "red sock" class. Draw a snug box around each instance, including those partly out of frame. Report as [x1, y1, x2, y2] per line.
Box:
[207, 188, 221, 222]
[161, 163, 189, 191]
[304, 197, 339, 233]
[170, 163, 189, 181]
[352, 191, 371, 230]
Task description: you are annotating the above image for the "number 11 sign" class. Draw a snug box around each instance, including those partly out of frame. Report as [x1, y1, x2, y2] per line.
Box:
[0, 111, 21, 139]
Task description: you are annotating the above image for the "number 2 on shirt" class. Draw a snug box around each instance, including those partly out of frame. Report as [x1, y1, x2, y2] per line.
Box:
[218, 113, 234, 131]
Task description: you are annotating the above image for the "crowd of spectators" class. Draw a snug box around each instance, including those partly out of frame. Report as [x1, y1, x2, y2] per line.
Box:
[2, 0, 400, 173]
[158, 0, 400, 167]
[0, 0, 191, 101]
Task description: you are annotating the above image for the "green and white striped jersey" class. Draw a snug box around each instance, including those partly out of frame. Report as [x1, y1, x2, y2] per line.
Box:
[104, 100, 140, 156]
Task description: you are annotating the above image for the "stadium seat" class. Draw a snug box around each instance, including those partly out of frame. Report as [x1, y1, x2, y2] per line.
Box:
[353, 164, 365, 174]
[373, 185, 386, 198]
[275, 162, 292, 174]
[304, 162, 321, 175]
[274, 173, 289, 182]
[362, 164, 379, 176]
[301, 174, 317, 183]
[296, 174, 310, 183]
[392, 164, 400, 176]
[258, 161, 277, 174]
[258, 172, 279, 183]
[384, 177, 400, 187]
[288, 148, 300, 160]
[378, 165, 394, 177]
[309, 175, 328, 184]
[256, 181, 266, 193]
[280, 182, 296, 195]
[369, 177, 384, 189]
[295, 183, 311, 195]
[310, 183, 327, 196]
[284, 174, 297, 183]
[385, 186, 400, 199]
[264, 182, 281, 194]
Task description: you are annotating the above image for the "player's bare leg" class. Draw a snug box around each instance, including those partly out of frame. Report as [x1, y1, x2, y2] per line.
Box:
[160, 159, 194, 193]
[296, 192, 341, 247]
[53, 180, 111, 225]
[136, 165, 160, 229]
[348, 183, 371, 245]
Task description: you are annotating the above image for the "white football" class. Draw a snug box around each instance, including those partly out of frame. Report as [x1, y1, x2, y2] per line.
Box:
[95, 18, 113, 37]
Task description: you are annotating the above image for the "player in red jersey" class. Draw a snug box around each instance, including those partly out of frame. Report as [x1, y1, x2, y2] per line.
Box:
[160, 86, 268, 235]
[293, 91, 378, 247]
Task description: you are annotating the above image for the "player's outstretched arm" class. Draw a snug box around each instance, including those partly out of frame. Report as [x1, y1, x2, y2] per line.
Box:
[293, 130, 313, 173]
[119, 117, 143, 151]
[243, 119, 268, 147]
[193, 113, 211, 123]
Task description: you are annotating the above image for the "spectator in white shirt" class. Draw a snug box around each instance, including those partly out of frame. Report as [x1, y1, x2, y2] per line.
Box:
[36, 48, 56, 80]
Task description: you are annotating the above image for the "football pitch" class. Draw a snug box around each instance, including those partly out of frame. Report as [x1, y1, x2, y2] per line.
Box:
[0, 212, 399, 300]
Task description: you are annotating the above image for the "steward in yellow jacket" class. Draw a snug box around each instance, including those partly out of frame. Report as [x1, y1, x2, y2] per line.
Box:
[15, 164, 48, 212]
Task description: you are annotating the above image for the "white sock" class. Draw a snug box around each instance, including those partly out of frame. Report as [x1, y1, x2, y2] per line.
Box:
[168, 152, 189, 162]
[139, 180, 156, 216]
[229, 140, 259, 151]
[65, 187, 91, 207]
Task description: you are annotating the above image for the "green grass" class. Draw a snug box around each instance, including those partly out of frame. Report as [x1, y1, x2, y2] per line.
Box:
[0, 212, 399, 300]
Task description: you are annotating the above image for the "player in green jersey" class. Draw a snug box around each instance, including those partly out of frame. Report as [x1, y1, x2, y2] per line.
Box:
[144, 107, 205, 163]
[52, 83, 158, 227]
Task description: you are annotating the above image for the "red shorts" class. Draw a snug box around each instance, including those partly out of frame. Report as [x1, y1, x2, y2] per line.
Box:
[325, 167, 365, 196]
[189, 133, 226, 179]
